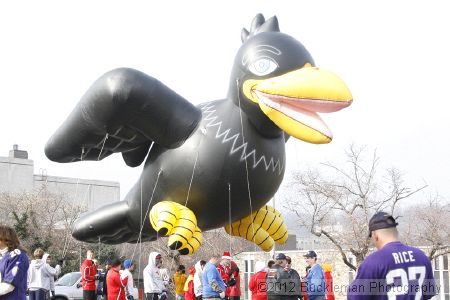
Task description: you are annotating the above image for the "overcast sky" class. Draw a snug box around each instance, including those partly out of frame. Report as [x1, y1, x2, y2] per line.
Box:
[1, 1, 449, 202]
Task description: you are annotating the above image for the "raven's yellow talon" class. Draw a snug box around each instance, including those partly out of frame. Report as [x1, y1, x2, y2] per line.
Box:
[224, 205, 288, 251]
[150, 201, 203, 255]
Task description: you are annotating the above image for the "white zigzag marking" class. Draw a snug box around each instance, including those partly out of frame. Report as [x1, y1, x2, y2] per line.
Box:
[200, 103, 284, 174]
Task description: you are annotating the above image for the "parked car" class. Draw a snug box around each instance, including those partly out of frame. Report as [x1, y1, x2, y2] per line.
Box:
[53, 271, 139, 300]
[53, 272, 83, 300]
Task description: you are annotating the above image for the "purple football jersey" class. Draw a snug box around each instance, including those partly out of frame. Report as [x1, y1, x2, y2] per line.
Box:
[0, 249, 29, 300]
[347, 241, 436, 300]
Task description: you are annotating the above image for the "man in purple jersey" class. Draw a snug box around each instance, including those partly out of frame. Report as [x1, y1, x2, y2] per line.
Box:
[347, 212, 437, 300]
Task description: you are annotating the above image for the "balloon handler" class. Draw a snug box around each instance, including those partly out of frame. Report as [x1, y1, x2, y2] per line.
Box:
[45, 14, 352, 255]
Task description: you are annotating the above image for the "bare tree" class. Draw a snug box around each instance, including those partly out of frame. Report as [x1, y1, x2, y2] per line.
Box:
[401, 195, 450, 260]
[286, 144, 426, 270]
[0, 185, 87, 259]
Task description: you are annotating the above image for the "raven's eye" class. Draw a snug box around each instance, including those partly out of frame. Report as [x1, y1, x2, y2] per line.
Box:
[248, 58, 278, 76]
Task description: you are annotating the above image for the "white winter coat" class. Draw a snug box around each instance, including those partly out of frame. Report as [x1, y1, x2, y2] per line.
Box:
[121, 269, 137, 296]
[27, 253, 61, 291]
[193, 260, 204, 297]
[143, 252, 165, 293]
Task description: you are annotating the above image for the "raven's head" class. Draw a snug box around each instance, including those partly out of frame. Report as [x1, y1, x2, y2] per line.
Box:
[228, 14, 352, 144]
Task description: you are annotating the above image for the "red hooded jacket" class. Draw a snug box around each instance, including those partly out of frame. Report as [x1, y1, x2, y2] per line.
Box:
[184, 266, 196, 300]
[80, 259, 97, 291]
[248, 271, 267, 300]
[106, 268, 128, 300]
[324, 270, 335, 300]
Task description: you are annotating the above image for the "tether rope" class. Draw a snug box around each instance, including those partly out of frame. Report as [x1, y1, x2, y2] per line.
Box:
[228, 183, 232, 254]
[137, 176, 143, 286]
[165, 139, 200, 275]
[97, 133, 109, 161]
[236, 78, 257, 251]
[61, 146, 85, 261]
[184, 149, 200, 208]
[96, 133, 110, 262]
[130, 168, 162, 261]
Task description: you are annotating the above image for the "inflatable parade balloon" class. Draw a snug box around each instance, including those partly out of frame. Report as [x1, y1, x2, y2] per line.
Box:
[45, 14, 352, 255]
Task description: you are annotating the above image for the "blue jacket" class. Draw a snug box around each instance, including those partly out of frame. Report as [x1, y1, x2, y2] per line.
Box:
[306, 264, 326, 299]
[202, 262, 226, 297]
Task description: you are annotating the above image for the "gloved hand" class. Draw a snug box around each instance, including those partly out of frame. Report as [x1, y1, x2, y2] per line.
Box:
[227, 278, 236, 287]
[159, 290, 168, 300]
[219, 291, 226, 299]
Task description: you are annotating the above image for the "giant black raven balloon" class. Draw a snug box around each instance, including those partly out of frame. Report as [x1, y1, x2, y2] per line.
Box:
[45, 14, 352, 254]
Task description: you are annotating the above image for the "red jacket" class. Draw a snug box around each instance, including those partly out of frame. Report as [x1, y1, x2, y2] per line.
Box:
[80, 259, 97, 291]
[227, 261, 241, 296]
[301, 268, 310, 300]
[217, 263, 230, 282]
[184, 275, 195, 300]
[248, 271, 267, 300]
[217, 263, 230, 295]
[324, 271, 335, 300]
[301, 280, 308, 300]
[106, 268, 128, 300]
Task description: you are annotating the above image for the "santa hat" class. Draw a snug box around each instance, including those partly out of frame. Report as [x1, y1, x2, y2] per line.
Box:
[222, 251, 232, 260]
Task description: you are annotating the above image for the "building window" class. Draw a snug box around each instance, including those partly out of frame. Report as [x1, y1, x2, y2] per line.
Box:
[434, 254, 450, 300]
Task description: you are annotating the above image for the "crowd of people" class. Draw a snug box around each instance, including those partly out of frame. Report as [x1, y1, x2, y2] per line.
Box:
[250, 251, 329, 300]
[0, 211, 438, 300]
[82, 250, 244, 300]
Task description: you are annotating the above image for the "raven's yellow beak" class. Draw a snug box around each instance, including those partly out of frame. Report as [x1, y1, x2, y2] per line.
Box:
[243, 65, 353, 144]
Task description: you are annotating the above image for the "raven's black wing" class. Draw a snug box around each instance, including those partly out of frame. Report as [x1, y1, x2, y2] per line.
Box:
[45, 68, 201, 167]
